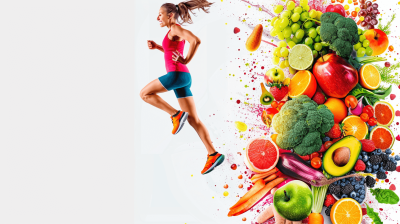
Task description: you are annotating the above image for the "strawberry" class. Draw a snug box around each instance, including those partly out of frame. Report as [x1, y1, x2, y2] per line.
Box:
[325, 123, 342, 139]
[312, 92, 326, 105]
[234, 27, 240, 34]
[324, 194, 337, 207]
[270, 85, 288, 101]
[360, 139, 376, 152]
[354, 159, 366, 171]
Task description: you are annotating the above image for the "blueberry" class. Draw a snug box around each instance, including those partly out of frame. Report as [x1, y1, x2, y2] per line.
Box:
[360, 180, 364, 185]
[386, 149, 392, 154]
[361, 151, 367, 156]
[371, 151, 377, 155]
[345, 180, 350, 185]
[341, 182, 346, 187]
[372, 170, 378, 174]
[351, 181, 357, 186]
[366, 167, 372, 173]
[358, 155, 362, 160]
[373, 165, 379, 170]
[360, 185, 365, 190]
[362, 155, 368, 162]
[379, 167, 386, 172]
[350, 191, 356, 198]
[356, 192, 360, 196]
[357, 198, 363, 203]
[323, 136, 331, 142]
[369, 125, 375, 132]
[377, 149, 382, 153]
[350, 177, 355, 182]
[342, 194, 348, 199]
[366, 161, 372, 167]
[396, 155, 400, 161]
[360, 194, 365, 199]
[355, 184, 360, 190]
[390, 157, 395, 162]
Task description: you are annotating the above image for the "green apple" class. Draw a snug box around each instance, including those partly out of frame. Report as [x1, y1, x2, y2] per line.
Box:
[267, 68, 285, 83]
[273, 180, 312, 221]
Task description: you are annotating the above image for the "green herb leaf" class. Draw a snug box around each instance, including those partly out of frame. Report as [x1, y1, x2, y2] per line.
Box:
[366, 204, 383, 224]
[376, 62, 400, 86]
[370, 188, 400, 204]
[378, 14, 396, 35]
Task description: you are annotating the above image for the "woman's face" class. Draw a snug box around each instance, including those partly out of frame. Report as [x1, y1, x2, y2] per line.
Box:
[157, 7, 172, 27]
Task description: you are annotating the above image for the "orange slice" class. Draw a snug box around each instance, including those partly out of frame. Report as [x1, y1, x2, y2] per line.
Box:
[288, 70, 317, 98]
[342, 115, 368, 140]
[373, 101, 395, 126]
[359, 64, 381, 90]
[330, 198, 362, 224]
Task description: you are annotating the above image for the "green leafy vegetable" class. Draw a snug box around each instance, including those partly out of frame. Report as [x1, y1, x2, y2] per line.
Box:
[350, 84, 392, 101]
[366, 204, 383, 224]
[376, 62, 400, 86]
[378, 13, 396, 35]
[370, 188, 400, 204]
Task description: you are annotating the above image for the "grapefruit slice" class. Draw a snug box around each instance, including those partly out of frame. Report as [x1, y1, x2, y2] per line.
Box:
[342, 115, 368, 140]
[244, 137, 279, 173]
[370, 126, 395, 150]
[374, 101, 394, 126]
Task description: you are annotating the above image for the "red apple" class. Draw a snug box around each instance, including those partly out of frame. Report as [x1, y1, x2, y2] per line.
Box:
[313, 53, 358, 98]
[325, 4, 346, 17]
[364, 29, 389, 56]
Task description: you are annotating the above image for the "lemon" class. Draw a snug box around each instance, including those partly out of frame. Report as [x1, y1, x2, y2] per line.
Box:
[288, 44, 314, 70]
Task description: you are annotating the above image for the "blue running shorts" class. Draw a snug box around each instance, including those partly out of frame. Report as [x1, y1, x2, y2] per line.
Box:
[158, 71, 192, 98]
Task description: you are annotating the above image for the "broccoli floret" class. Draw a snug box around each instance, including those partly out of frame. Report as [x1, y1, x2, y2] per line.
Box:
[272, 96, 335, 156]
[319, 12, 359, 59]
[294, 132, 323, 156]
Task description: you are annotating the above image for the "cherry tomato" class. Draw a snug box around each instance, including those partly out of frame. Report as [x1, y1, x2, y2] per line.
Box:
[311, 157, 322, 169]
[360, 113, 369, 122]
[345, 95, 358, 109]
[362, 105, 374, 118]
[298, 154, 310, 161]
[278, 101, 286, 111]
[311, 152, 320, 160]
[324, 141, 333, 150]
[368, 117, 377, 126]
[271, 101, 278, 109]
[266, 107, 279, 115]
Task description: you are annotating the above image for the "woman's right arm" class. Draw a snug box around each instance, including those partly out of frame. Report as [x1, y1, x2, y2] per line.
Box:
[147, 40, 164, 53]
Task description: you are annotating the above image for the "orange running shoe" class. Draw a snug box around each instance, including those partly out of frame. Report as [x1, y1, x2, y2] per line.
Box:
[201, 152, 225, 174]
[171, 111, 188, 135]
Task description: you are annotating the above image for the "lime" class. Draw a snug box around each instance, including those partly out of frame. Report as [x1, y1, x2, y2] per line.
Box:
[288, 44, 314, 70]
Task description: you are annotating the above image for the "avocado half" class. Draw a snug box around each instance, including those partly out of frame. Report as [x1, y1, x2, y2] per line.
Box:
[322, 136, 362, 177]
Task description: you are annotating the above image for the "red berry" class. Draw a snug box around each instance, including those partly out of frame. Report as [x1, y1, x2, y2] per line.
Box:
[362, 105, 374, 118]
[390, 94, 396, 100]
[325, 124, 342, 139]
[360, 139, 376, 152]
[324, 194, 337, 207]
[312, 92, 326, 105]
[354, 159, 366, 171]
[234, 27, 240, 34]
[310, 152, 320, 160]
[367, 117, 377, 126]
[270, 86, 288, 101]
[385, 62, 391, 67]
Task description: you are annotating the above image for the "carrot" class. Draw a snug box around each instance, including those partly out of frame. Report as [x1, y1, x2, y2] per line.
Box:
[227, 177, 286, 217]
[263, 173, 278, 183]
[250, 167, 278, 183]
[229, 179, 265, 210]
[308, 213, 324, 224]
[255, 205, 274, 223]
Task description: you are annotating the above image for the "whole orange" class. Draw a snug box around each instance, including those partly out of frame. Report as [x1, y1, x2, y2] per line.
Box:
[324, 98, 347, 123]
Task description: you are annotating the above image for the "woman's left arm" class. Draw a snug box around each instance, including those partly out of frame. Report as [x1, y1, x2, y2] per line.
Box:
[171, 25, 201, 65]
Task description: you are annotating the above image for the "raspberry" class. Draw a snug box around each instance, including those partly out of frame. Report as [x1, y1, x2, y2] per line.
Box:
[325, 123, 342, 139]
[354, 159, 366, 171]
[360, 139, 376, 152]
[234, 27, 240, 34]
[312, 92, 326, 105]
[324, 194, 337, 207]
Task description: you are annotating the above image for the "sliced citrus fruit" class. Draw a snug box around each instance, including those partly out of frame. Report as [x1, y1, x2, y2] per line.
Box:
[288, 70, 317, 98]
[373, 101, 394, 126]
[359, 64, 381, 90]
[342, 115, 368, 140]
[370, 126, 395, 150]
[324, 98, 348, 123]
[288, 44, 314, 70]
[330, 198, 362, 224]
[244, 137, 279, 173]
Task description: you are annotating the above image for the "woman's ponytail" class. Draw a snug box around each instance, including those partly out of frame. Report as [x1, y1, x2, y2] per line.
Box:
[162, 0, 213, 24]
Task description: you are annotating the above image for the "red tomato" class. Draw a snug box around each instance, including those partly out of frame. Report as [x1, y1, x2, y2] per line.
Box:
[298, 154, 310, 161]
[345, 95, 358, 109]
[368, 117, 377, 126]
[310, 152, 320, 160]
[362, 105, 374, 118]
[271, 101, 278, 109]
[324, 141, 333, 150]
[265, 107, 279, 115]
[360, 113, 369, 122]
[278, 101, 286, 111]
[311, 157, 322, 169]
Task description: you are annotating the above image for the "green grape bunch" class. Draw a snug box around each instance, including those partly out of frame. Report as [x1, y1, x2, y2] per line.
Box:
[353, 28, 373, 57]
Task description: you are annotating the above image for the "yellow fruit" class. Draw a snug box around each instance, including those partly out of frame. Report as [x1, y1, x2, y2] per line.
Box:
[235, 121, 247, 132]
[283, 78, 291, 85]
[330, 198, 362, 224]
[359, 64, 381, 90]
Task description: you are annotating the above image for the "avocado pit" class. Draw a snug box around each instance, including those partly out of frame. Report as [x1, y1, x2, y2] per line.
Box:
[332, 146, 350, 167]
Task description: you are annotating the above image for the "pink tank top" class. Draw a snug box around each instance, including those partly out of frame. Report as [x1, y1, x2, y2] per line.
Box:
[162, 24, 189, 73]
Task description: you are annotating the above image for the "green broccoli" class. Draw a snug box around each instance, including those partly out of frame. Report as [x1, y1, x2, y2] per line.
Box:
[271, 95, 335, 156]
[319, 12, 359, 59]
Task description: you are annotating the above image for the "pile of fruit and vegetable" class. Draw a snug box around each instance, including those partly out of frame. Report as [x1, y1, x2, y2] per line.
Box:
[227, 0, 399, 223]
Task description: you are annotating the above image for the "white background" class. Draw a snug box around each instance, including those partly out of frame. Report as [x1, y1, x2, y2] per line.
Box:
[1, 0, 399, 224]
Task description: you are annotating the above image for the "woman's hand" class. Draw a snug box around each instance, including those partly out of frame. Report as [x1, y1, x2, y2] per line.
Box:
[172, 50, 187, 64]
[147, 40, 157, 50]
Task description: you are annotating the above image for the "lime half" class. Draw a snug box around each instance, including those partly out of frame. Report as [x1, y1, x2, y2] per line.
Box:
[288, 44, 314, 70]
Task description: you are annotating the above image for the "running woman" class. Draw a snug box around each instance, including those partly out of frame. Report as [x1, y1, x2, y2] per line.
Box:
[139, 0, 224, 174]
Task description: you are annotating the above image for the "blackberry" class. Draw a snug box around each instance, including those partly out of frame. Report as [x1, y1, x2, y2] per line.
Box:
[366, 176, 375, 188]
[383, 161, 396, 171]
[329, 184, 341, 195]
[380, 153, 389, 163]
[325, 204, 333, 216]
[376, 171, 387, 180]
[369, 155, 382, 165]
[341, 183, 354, 195]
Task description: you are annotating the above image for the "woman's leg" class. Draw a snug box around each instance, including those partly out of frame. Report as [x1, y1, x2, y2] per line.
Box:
[177, 96, 216, 155]
[139, 79, 178, 116]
